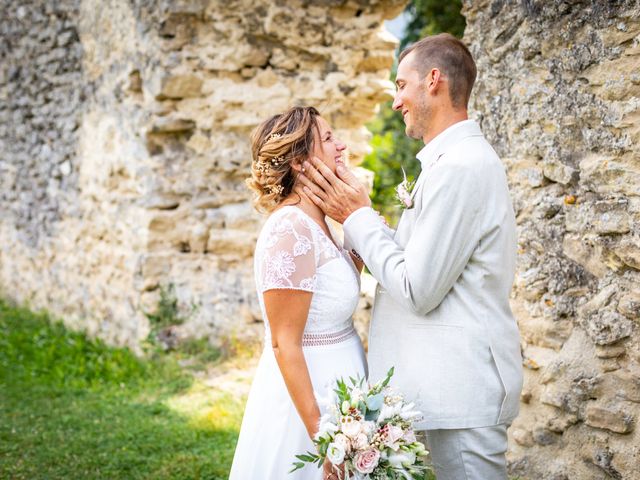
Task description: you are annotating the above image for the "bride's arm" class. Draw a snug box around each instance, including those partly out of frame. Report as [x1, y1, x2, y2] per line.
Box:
[263, 288, 319, 440]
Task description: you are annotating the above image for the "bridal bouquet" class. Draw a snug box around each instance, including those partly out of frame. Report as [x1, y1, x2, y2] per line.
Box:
[291, 368, 430, 479]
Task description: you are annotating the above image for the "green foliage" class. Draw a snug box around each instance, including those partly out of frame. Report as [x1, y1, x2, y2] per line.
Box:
[400, 0, 466, 51]
[0, 300, 151, 390]
[362, 106, 423, 226]
[362, 0, 466, 226]
[0, 300, 241, 479]
[144, 283, 189, 332]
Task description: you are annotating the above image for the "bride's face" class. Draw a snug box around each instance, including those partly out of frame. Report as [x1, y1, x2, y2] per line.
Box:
[312, 116, 346, 173]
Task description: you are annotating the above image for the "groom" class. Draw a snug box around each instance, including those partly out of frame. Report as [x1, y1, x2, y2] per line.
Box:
[300, 33, 523, 479]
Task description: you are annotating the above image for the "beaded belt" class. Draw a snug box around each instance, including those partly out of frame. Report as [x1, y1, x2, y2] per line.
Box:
[302, 326, 357, 347]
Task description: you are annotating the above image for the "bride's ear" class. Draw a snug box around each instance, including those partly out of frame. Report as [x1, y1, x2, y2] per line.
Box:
[291, 161, 303, 173]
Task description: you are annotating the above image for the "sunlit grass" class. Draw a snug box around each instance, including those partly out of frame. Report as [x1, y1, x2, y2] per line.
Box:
[0, 299, 244, 479]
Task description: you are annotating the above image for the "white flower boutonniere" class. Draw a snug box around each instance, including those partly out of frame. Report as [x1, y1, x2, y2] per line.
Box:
[395, 167, 416, 209]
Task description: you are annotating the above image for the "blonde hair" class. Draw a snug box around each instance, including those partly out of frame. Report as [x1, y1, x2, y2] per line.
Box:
[246, 106, 320, 213]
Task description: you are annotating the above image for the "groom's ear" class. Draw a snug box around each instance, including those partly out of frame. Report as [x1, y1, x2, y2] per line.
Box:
[426, 68, 442, 92]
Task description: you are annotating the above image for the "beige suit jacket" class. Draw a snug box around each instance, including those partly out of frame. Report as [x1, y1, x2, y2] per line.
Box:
[344, 120, 523, 430]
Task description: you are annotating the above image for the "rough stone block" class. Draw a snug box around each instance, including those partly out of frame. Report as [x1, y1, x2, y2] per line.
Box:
[532, 427, 558, 445]
[562, 235, 611, 278]
[612, 237, 640, 270]
[585, 404, 634, 434]
[593, 209, 631, 234]
[583, 310, 633, 346]
[159, 74, 203, 99]
[595, 344, 626, 359]
[617, 291, 640, 320]
[543, 160, 577, 185]
[511, 427, 535, 447]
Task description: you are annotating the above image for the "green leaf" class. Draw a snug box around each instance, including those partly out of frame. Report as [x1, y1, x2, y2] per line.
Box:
[289, 461, 305, 473]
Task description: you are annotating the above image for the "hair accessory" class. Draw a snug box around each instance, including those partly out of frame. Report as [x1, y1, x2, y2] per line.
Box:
[269, 132, 282, 141]
[267, 184, 284, 196]
[255, 160, 270, 174]
[271, 156, 285, 166]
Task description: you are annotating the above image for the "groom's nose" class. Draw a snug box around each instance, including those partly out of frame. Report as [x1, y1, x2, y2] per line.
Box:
[392, 94, 402, 111]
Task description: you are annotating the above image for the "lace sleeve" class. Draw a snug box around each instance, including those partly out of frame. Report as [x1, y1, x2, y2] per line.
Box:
[260, 211, 317, 293]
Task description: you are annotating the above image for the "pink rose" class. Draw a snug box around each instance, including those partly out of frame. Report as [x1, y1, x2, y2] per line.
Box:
[385, 424, 404, 450]
[354, 448, 380, 474]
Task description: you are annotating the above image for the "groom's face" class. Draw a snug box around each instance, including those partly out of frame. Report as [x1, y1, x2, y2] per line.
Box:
[393, 53, 431, 141]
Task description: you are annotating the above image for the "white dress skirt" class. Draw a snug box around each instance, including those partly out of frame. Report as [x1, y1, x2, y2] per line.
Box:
[229, 206, 368, 480]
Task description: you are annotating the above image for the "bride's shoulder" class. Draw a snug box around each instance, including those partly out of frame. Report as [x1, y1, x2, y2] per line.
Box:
[265, 206, 314, 232]
[257, 206, 315, 243]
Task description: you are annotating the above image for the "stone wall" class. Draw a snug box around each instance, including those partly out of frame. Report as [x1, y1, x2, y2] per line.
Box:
[4, 0, 640, 477]
[465, 1, 640, 478]
[0, 0, 405, 349]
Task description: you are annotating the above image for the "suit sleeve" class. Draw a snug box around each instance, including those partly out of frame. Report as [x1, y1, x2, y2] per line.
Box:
[343, 162, 483, 316]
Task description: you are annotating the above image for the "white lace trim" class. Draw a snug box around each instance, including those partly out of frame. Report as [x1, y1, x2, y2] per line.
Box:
[301, 326, 357, 347]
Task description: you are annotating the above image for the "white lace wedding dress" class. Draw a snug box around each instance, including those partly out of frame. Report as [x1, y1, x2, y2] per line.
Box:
[229, 205, 367, 479]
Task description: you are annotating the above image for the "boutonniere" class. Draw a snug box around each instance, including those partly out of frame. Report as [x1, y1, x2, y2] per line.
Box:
[395, 167, 415, 209]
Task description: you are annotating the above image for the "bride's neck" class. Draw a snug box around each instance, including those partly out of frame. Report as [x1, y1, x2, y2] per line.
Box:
[280, 188, 325, 223]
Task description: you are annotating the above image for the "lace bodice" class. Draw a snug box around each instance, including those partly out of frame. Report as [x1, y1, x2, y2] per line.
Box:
[254, 206, 361, 341]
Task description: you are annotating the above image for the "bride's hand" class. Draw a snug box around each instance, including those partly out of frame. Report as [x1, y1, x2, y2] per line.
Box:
[323, 459, 344, 480]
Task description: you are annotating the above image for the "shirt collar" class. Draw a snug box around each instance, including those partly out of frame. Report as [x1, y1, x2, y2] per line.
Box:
[415, 119, 482, 169]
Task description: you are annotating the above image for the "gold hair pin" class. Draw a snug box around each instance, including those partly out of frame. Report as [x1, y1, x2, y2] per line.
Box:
[255, 161, 270, 174]
[267, 184, 284, 195]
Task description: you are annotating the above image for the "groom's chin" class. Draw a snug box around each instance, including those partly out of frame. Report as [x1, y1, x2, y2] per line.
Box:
[405, 126, 420, 140]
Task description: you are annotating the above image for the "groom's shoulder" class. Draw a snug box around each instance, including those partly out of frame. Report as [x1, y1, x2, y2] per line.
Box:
[442, 135, 501, 171]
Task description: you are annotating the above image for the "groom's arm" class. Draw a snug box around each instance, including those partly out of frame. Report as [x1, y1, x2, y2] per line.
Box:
[344, 161, 483, 315]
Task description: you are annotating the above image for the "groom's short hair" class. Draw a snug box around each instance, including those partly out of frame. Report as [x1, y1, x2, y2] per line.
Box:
[399, 33, 477, 109]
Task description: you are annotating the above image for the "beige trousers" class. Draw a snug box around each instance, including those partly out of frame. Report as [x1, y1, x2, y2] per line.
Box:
[423, 424, 509, 480]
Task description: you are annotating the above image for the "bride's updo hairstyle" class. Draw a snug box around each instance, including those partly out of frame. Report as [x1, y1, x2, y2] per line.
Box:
[246, 106, 321, 213]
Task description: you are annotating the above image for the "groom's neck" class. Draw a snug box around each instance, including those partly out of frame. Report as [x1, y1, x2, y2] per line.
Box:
[422, 108, 468, 145]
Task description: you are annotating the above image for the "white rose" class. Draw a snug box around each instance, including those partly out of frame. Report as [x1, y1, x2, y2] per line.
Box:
[316, 413, 339, 440]
[353, 432, 369, 450]
[340, 415, 363, 438]
[333, 433, 351, 454]
[327, 442, 346, 465]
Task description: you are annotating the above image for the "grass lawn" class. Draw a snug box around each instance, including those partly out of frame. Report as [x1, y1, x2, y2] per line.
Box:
[0, 299, 243, 479]
[0, 300, 444, 479]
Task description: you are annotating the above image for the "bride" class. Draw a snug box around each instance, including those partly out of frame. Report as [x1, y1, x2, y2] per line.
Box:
[229, 106, 368, 480]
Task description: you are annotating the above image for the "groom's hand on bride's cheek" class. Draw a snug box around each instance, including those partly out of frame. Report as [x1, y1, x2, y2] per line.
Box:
[299, 156, 370, 224]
